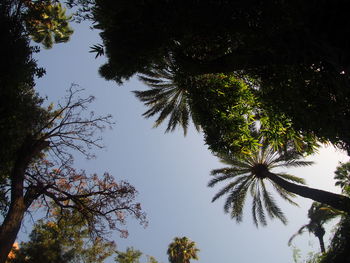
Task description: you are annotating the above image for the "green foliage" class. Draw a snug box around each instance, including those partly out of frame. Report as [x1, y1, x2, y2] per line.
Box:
[0, 9, 47, 213]
[208, 143, 312, 226]
[24, 1, 74, 49]
[115, 247, 142, 263]
[334, 162, 350, 195]
[188, 74, 319, 156]
[91, 0, 350, 152]
[114, 247, 159, 263]
[167, 237, 199, 263]
[189, 74, 259, 155]
[10, 208, 115, 263]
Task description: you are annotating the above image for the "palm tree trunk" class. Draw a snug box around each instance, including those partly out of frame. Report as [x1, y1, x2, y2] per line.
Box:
[266, 172, 350, 213]
[317, 234, 326, 253]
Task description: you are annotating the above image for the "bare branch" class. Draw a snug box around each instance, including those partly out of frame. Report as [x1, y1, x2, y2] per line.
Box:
[25, 159, 147, 238]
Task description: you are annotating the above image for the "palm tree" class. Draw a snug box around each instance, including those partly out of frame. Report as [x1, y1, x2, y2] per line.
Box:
[209, 144, 309, 226]
[288, 202, 340, 253]
[134, 55, 200, 135]
[208, 143, 350, 226]
[167, 237, 199, 263]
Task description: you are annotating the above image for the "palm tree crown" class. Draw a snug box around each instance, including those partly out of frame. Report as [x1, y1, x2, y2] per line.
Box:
[134, 55, 200, 135]
[208, 144, 313, 226]
[167, 236, 199, 263]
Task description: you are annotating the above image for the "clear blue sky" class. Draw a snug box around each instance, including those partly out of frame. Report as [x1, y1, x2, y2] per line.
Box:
[24, 19, 349, 263]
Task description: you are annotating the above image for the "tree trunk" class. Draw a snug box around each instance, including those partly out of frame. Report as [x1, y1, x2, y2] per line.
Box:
[266, 172, 350, 213]
[0, 198, 26, 263]
[0, 137, 48, 263]
[317, 234, 326, 253]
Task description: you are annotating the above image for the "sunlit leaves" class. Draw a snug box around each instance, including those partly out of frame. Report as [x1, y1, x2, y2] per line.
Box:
[167, 237, 199, 263]
[188, 73, 319, 157]
[24, 1, 74, 49]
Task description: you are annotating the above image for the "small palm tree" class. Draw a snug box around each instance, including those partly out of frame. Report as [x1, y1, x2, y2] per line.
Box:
[167, 237, 199, 263]
[134, 55, 200, 135]
[208, 144, 312, 226]
[288, 202, 340, 253]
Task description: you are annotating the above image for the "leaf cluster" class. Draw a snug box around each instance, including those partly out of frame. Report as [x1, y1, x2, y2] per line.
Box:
[23, 1, 74, 49]
[187, 74, 319, 156]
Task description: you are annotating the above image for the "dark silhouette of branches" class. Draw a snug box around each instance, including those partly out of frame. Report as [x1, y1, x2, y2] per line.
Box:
[0, 87, 146, 263]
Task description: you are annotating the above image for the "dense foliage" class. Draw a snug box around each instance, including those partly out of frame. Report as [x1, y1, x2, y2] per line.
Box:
[187, 74, 319, 156]
[92, 0, 350, 153]
[0, 2, 144, 261]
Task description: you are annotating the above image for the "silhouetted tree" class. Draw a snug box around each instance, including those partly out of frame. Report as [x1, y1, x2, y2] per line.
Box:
[0, 88, 146, 263]
[91, 0, 350, 153]
[209, 141, 350, 226]
[289, 203, 339, 253]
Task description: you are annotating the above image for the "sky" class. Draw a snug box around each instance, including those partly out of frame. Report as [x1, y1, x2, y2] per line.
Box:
[20, 18, 350, 263]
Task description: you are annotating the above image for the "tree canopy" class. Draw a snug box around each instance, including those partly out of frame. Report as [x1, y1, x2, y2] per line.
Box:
[91, 0, 350, 153]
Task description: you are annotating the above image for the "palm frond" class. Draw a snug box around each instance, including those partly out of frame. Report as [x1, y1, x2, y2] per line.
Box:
[251, 182, 267, 227]
[261, 181, 287, 224]
[209, 169, 248, 187]
[224, 177, 252, 223]
[288, 225, 309, 246]
[89, 44, 104, 58]
[283, 160, 314, 168]
[216, 153, 251, 169]
[209, 140, 313, 226]
[211, 176, 248, 202]
[134, 55, 199, 135]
